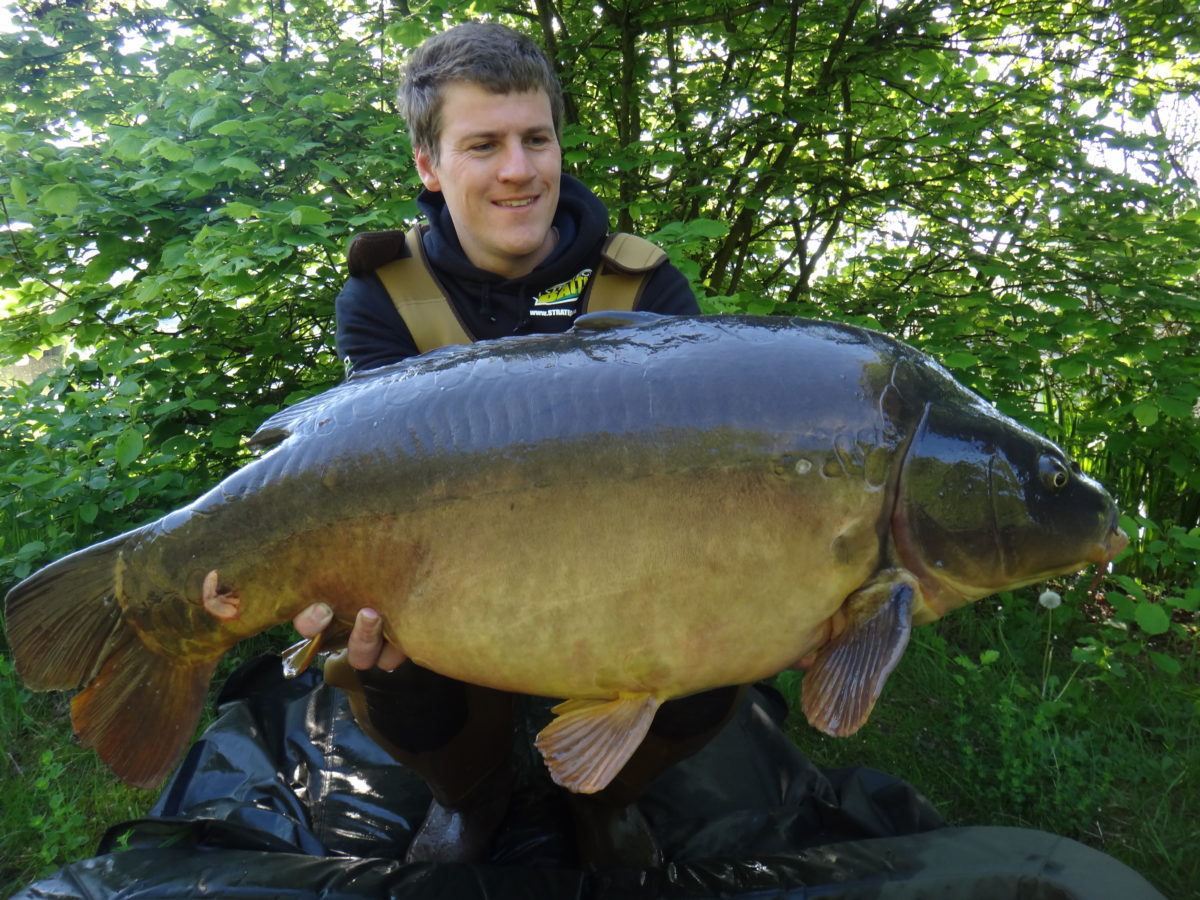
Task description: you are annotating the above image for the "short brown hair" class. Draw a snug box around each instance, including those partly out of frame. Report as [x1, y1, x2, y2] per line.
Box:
[399, 22, 565, 163]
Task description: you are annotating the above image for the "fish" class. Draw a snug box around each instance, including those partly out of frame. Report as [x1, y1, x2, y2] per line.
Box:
[4, 313, 1127, 793]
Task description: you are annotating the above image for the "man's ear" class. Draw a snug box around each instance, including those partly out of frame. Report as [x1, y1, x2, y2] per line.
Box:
[414, 147, 441, 192]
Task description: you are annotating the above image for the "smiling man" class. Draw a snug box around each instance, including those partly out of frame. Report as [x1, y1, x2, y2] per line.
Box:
[291, 21, 714, 871]
[415, 83, 562, 278]
[328, 22, 698, 373]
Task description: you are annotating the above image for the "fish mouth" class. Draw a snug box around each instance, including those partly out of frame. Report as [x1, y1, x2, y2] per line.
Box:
[1090, 523, 1129, 566]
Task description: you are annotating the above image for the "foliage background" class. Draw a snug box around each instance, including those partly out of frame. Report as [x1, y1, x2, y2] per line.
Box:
[1, 0, 1197, 896]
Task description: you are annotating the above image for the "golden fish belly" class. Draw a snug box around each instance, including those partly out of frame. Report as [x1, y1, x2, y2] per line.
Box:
[248, 465, 889, 702]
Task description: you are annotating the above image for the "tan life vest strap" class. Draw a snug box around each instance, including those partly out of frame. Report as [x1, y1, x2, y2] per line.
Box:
[368, 229, 667, 353]
[374, 226, 474, 353]
[581, 233, 668, 314]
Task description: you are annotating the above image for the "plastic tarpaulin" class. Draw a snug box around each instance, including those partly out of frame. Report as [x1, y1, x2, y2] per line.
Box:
[12, 654, 1164, 899]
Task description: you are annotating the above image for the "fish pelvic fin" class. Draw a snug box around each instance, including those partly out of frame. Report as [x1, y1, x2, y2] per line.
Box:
[534, 694, 662, 794]
[5, 530, 216, 789]
[801, 572, 916, 738]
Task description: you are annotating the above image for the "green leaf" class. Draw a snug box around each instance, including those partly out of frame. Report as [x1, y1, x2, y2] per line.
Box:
[161, 240, 190, 267]
[1180, 588, 1200, 613]
[184, 171, 217, 192]
[158, 139, 194, 162]
[221, 156, 260, 175]
[164, 67, 201, 87]
[1133, 402, 1159, 427]
[209, 119, 246, 136]
[46, 302, 79, 327]
[684, 218, 729, 239]
[42, 183, 80, 216]
[109, 131, 147, 162]
[114, 429, 145, 468]
[1134, 601, 1170, 636]
[188, 106, 220, 131]
[18, 540, 48, 560]
[1148, 651, 1181, 676]
[289, 205, 332, 225]
[1156, 395, 1195, 419]
[223, 201, 260, 219]
[1052, 357, 1088, 380]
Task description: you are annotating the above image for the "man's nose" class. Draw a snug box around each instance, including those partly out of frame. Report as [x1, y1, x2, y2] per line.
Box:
[497, 141, 536, 180]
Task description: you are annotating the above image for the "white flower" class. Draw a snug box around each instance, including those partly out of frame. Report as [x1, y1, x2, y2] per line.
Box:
[1038, 589, 1062, 610]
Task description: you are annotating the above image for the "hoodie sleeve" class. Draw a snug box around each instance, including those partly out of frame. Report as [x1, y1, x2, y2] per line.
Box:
[334, 274, 421, 374]
[635, 261, 702, 316]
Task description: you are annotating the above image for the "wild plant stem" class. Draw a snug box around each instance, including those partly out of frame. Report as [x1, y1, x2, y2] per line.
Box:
[1041, 607, 1053, 698]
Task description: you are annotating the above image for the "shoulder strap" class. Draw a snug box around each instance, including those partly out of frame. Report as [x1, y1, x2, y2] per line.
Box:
[360, 228, 668, 349]
[373, 226, 474, 353]
[581, 233, 668, 314]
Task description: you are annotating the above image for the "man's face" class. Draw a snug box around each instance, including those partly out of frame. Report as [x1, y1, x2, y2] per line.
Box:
[415, 82, 562, 280]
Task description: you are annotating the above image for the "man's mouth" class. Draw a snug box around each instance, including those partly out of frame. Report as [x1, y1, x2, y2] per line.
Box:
[496, 198, 536, 208]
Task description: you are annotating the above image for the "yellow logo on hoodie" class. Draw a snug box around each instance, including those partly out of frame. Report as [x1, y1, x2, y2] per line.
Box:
[531, 269, 593, 316]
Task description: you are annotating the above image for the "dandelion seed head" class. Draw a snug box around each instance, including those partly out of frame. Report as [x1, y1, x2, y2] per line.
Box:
[1039, 589, 1062, 610]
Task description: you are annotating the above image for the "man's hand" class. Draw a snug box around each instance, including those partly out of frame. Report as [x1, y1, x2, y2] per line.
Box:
[292, 603, 408, 671]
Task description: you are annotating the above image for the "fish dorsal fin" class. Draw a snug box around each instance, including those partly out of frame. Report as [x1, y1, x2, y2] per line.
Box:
[801, 571, 917, 737]
[247, 392, 337, 450]
[247, 365, 403, 450]
[572, 310, 664, 333]
[534, 694, 662, 794]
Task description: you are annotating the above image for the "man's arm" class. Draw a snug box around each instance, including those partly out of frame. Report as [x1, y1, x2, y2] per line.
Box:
[635, 261, 702, 316]
[334, 275, 421, 375]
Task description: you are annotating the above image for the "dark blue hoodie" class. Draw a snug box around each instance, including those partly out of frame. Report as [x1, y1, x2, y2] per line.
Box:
[334, 174, 699, 373]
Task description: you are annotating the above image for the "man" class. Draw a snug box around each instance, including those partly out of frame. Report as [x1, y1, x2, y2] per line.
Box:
[290, 21, 738, 870]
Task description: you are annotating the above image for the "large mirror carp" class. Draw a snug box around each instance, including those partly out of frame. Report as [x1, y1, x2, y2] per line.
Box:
[5, 313, 1126, 793]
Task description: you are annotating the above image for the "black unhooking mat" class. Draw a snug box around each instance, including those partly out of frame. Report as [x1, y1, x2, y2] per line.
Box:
[12, 654, 1163, 899]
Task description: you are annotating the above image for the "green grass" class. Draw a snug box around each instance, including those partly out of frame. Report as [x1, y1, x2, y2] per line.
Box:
[3, 598, 1196, 898]
[0, 656, 155, 895]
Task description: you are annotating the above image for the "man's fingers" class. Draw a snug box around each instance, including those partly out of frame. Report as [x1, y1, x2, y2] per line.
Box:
[296, 605, 406, 671]
[347, 607, 385, 670]
[377, 641, 408, 672]
[293, 602, 334, 638]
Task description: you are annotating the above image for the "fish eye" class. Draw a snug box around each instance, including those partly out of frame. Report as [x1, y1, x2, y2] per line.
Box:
[1039, 455, 1070, 492]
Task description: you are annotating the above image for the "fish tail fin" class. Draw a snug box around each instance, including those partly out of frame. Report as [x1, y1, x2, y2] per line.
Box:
[5, 532, 216, 789]
[5, 532, 131, 690]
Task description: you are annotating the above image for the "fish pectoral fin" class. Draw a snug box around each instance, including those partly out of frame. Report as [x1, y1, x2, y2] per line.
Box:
[534, 694, 662, 795]
[801, 575, 915, 738]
